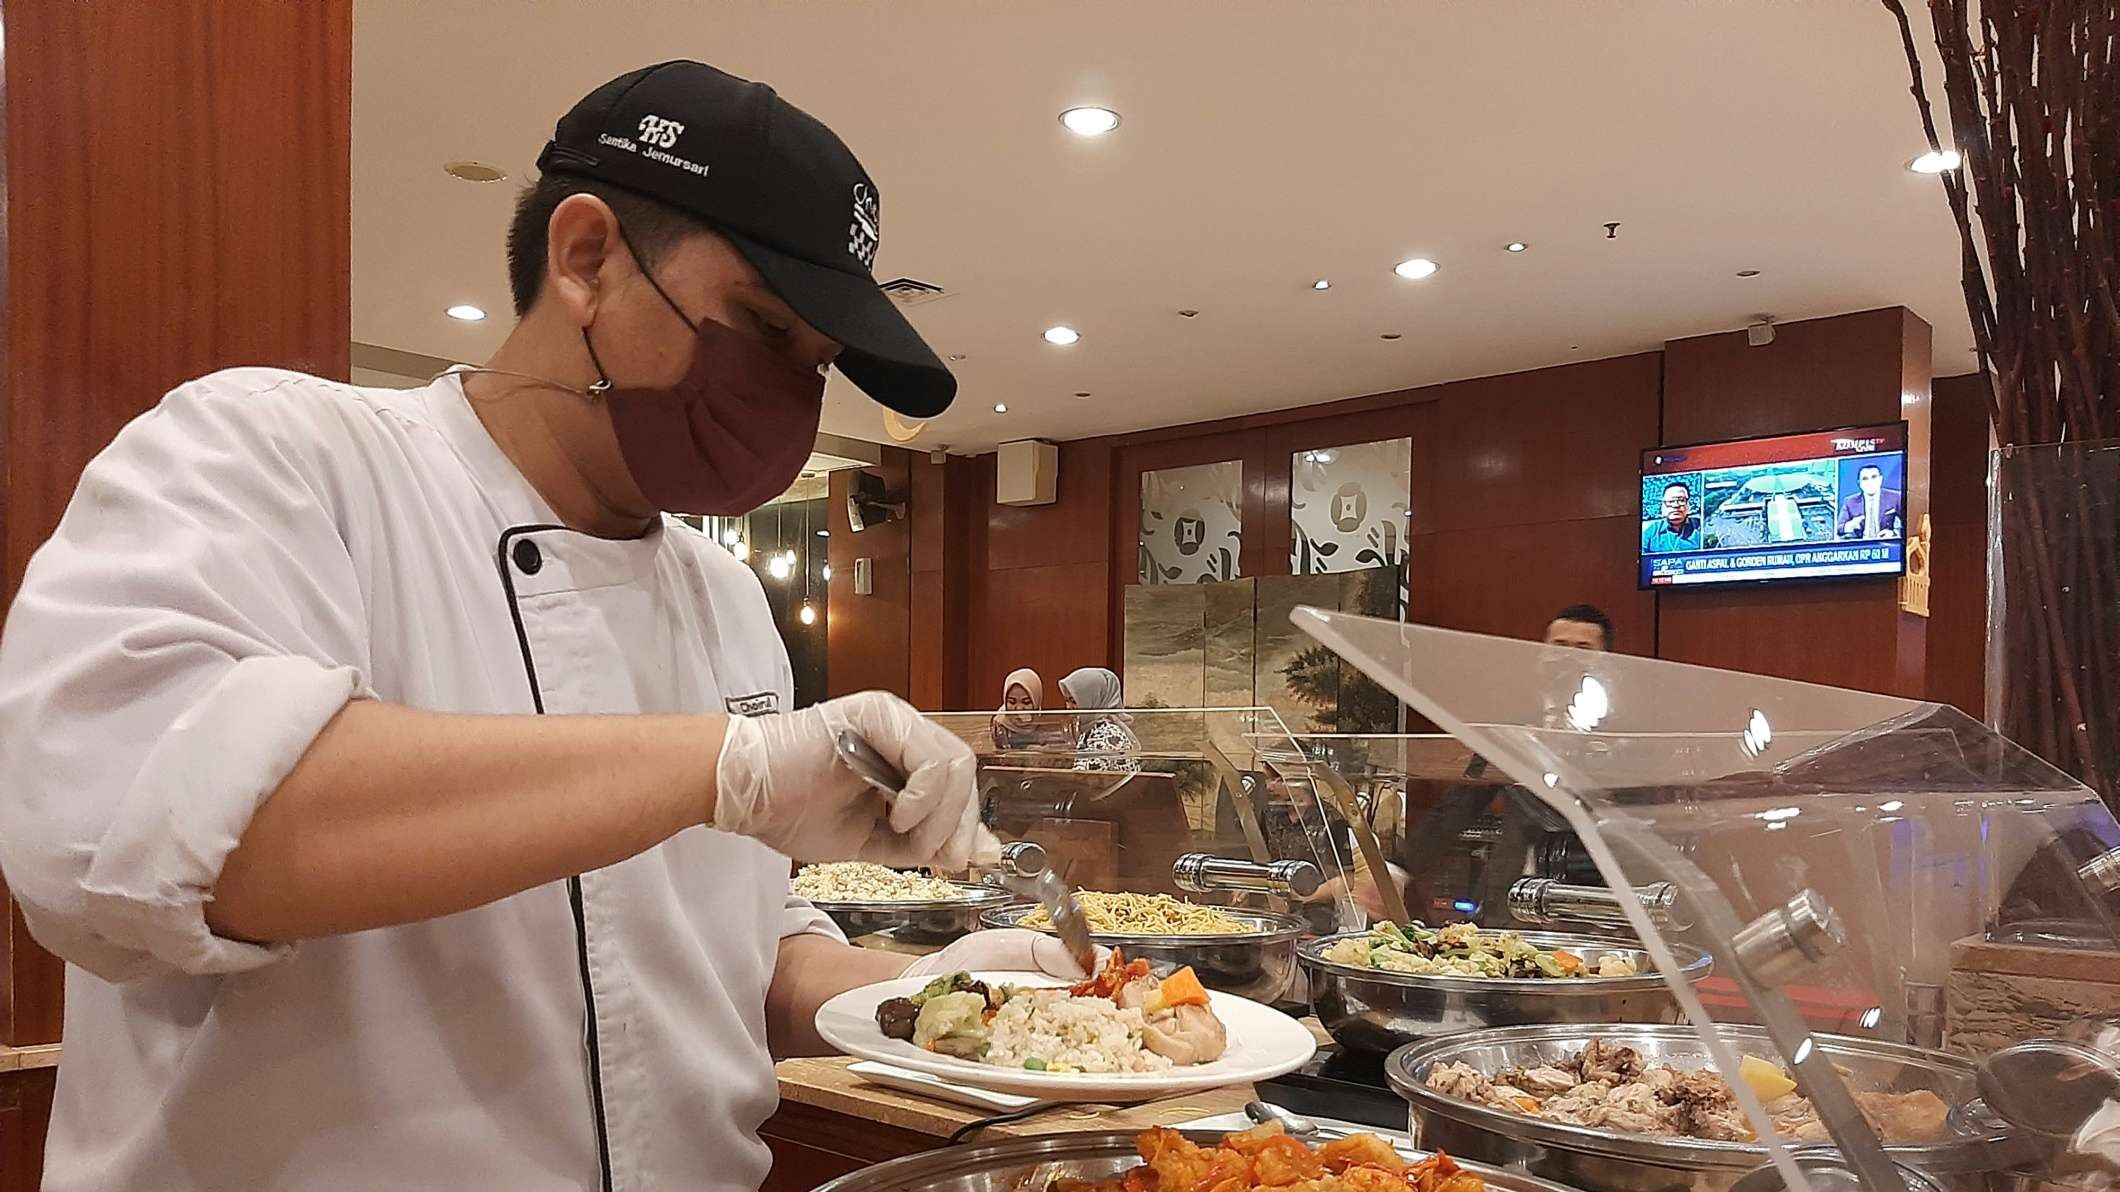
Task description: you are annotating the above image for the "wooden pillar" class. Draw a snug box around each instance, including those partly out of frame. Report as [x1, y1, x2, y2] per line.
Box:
[827, 450, 915, 700]
[0, 0, 351, 1176]
[1656, 308, 1933, 695]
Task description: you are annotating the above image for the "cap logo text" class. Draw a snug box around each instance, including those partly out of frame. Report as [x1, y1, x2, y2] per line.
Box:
[638, 114, 685, 149]
[847, 182, 880, 269]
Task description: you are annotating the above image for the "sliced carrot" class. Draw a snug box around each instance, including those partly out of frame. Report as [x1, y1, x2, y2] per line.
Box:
[1552, 950, 1583, 975]
[1512, 1097, 1541, 1112]
[1158, 966, 1212, 1007]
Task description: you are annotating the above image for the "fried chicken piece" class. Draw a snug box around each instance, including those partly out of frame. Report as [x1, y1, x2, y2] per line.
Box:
[1536, 1080, 1616, 1126]
[1253, 1135, 1327, 1187]
[1403, 1150, 1463, 1192]
[1137, 1127, 1215, 1191]
[1854, 1090, 1950, 1142]
[1765, 1094, 1831, 1143]
[1671, 1069, 1753, 1141]
[1497, 1066, 1579, 1097]
[1598, 1081, 1684, 1135]
[1577, 1039, 1646, 1083]
[1335, 1166, 1418, 1192]
[1425, 1061, 1494, 1103]
[1319, 1133, 1407, 1175]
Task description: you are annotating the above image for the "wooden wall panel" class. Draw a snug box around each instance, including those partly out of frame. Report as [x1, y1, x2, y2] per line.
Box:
[1660, 309, 1914, 446]
[0, 0, 354, 1178]
[906, 455, 977, 710]
[1657, 309, 1932, 695]
[1427, 354, 1664, 532]
[1925, 372, 1994, 717]
[1422, 517, 1658, 655]
[966, 562, 1110, 705]
[987, 442, 1113, 571]
[827, 452, 913, 699]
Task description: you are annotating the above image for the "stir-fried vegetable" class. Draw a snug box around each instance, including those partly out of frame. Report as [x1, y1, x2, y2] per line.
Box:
[1322, 920, 1639, 979]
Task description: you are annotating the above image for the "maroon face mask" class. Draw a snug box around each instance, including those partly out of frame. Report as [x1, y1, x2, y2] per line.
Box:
[586, 238, 827, 516]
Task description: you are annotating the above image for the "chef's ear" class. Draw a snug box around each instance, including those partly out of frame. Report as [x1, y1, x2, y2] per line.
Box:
[544, 194, 622, 327]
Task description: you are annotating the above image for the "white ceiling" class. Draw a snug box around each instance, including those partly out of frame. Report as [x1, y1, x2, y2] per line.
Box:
[353, 1, 1970, 454]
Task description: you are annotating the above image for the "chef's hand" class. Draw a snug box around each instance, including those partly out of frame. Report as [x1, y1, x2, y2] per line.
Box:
[1307, 862, 1410, 922]
[900, 928, 1106, 981]
[713, 691, 991, 869]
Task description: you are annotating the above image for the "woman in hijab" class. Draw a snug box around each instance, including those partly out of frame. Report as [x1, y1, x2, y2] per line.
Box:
[992, 668, 1045, 750]
[1058, 667, 1139, 770]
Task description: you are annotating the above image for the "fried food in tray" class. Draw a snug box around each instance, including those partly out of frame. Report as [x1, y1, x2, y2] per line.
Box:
[1425, 1038, 1949, 1144]
[1047, 1122, 1488, 1192]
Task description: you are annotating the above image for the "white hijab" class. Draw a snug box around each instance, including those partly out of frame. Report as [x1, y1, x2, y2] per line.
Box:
[1059, 667, 1126, 716]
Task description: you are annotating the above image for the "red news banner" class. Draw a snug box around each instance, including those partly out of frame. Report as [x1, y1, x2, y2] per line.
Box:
[1644, 425, 1907, 476]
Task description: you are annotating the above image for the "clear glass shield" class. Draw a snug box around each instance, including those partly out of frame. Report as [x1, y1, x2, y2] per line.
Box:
[1295, 606, 2120, 1192]
[918, 706, 1360, 1003]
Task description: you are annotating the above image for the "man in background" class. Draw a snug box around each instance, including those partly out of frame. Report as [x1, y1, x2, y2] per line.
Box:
[1838, 463, 1906, 539]
[1322, 604, 1616, 923]
[1544, 603, 1613, 652]
[1642, 481, 1703, 552]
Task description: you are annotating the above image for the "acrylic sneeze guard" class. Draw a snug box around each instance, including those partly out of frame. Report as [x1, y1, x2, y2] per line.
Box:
[1295, 606, 2120, 1192]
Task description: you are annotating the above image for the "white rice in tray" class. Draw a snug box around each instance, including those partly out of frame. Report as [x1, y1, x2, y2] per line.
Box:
[985, 989, 1175, 1074]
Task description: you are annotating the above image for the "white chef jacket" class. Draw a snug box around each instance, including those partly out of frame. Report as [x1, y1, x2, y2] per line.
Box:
[0, 368, 843, 1192]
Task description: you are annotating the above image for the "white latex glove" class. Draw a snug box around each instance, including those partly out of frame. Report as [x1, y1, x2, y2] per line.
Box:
[900, 928, 1105, 981]
[713, 690, 991, 868]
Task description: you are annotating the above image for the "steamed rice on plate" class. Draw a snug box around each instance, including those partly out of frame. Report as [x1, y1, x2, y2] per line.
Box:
[987, 989, 1171, 1074]
[874, 953, 1228, 1074]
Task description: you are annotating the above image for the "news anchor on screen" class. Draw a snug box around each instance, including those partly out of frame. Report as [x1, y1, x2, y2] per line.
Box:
[1643, 481, 1703, 552]
[1837, 464, 1905, 540]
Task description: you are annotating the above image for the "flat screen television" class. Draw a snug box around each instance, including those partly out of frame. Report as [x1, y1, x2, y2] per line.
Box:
[1639, 421, 1910, 589]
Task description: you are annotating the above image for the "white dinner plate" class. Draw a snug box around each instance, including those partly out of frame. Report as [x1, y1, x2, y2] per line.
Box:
[814, 970, 1317, 1102]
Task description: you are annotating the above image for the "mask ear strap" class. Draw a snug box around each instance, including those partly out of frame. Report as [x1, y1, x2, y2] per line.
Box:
[613, 220, 700, 334]
[579, 329, 613, 397]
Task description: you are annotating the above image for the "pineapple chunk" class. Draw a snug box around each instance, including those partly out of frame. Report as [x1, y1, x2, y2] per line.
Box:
[1739, 1054, 1797, 1102]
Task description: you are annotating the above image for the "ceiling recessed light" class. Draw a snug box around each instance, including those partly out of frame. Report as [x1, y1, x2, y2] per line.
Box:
[1506, 242, 1528, 253]
[1736, 269, 1762, 278]
[993, 402, 1009, 413]
[1312, 279, 1331, 290]
[445, 304, 486, 322]
[1393, 257, 1440, 280]
[1380, 333, 1403, 341]
[443, 161, 508, 183]
[1059, 106, 1121, 137]
[1908, 148, 1962, 174]
[1043, 326, 1080, 346]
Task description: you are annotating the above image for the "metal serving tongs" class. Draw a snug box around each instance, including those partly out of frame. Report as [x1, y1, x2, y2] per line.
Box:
[832, 731, 1097, 976]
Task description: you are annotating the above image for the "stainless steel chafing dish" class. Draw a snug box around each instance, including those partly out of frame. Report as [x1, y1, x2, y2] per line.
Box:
[1299, 929, 1712, 1054]
[979, 901, 1306, 1003]
[808, 882, 1019, 946]
[811, 1128, 1589, 1192]
[1385, 1024, 2031, 1192]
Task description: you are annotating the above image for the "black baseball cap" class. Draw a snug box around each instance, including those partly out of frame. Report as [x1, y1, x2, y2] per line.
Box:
[537, 61, 955, 418]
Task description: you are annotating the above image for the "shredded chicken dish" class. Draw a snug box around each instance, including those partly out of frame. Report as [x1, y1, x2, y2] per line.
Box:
[1425, 1039, 1951, 1144]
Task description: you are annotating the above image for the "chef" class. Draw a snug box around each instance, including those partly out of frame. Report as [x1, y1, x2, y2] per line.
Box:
[0, 61, 1083, 1192]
